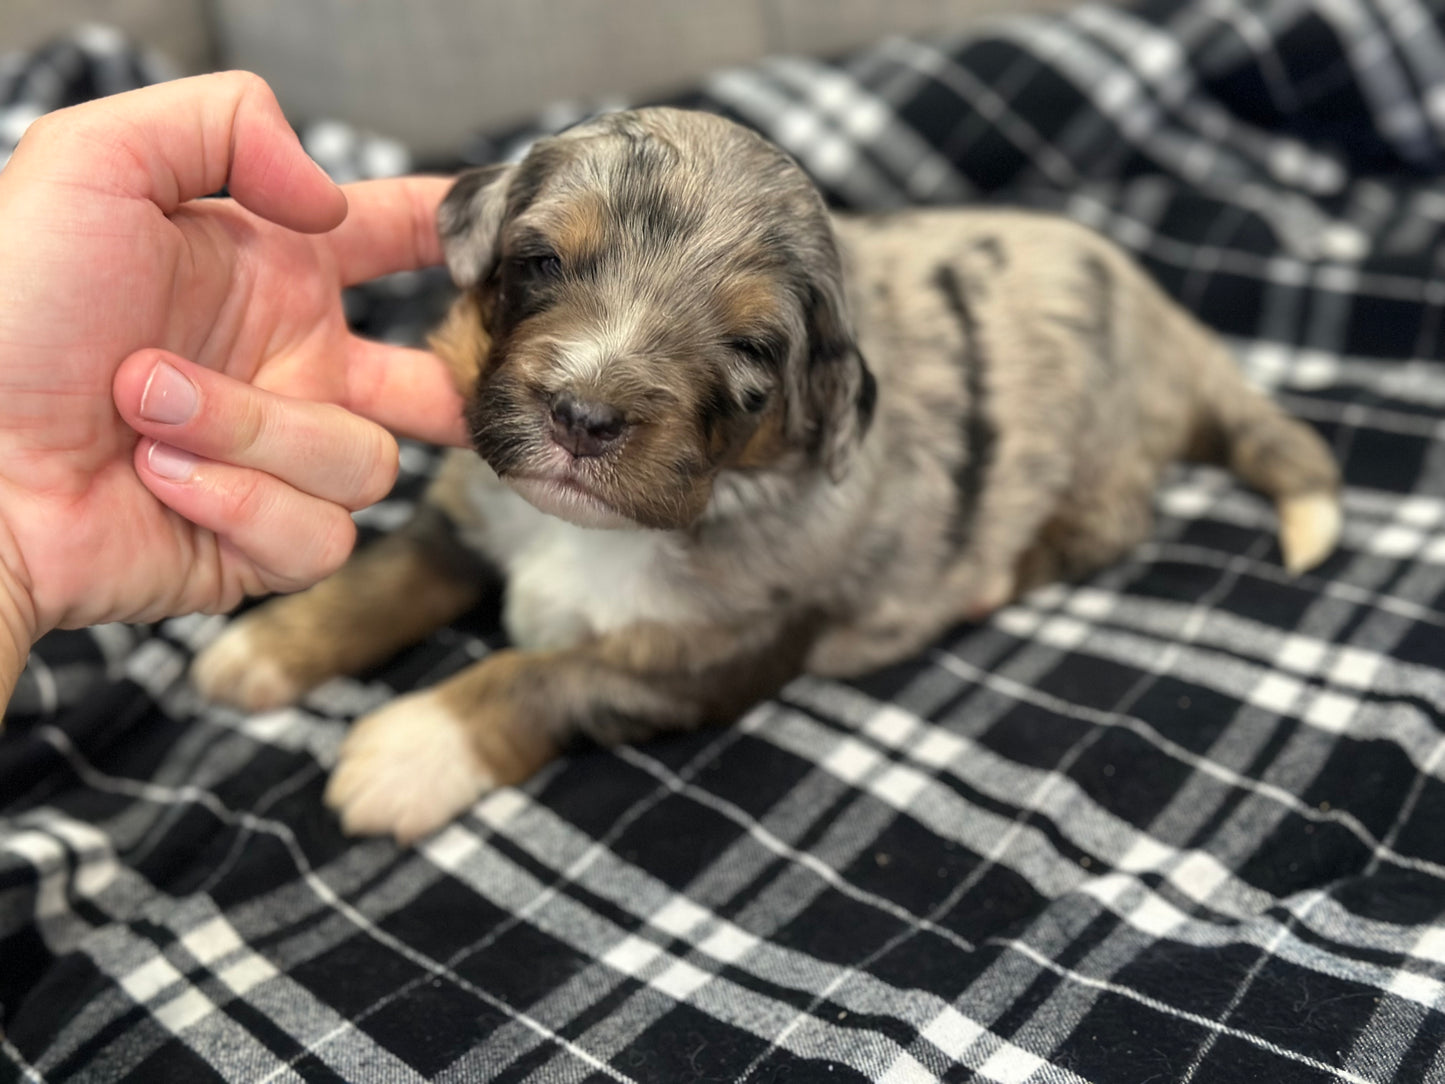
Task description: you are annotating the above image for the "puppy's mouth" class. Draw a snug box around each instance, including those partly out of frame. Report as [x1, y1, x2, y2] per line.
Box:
[470, 379, 707, 531]
[505, 470, 637, 530]
[468, 382, 638, 529]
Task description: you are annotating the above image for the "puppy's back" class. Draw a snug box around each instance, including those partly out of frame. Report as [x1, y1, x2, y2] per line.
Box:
[836, 209, 1339, 579]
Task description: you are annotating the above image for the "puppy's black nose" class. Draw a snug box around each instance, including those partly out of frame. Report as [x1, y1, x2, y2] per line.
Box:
[549, 393, 627, 458]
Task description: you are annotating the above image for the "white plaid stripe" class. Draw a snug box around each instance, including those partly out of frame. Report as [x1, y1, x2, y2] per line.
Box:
[706, 64, 918, 208]
[1318, 0, 1440, 159]
[999, 936, 1384, 1084]
[739, 534, 1254, 1071]
[1068, 185, 1439, 296]
[997, 601, 1445, 759]
[424, 805, 1006, 1080]
[924, 649, 1445, 883]
[883, 32, 1086, 189]
[20, 732, 641, 1083]
[0, 1037, 44, 1084]
[414, 762, 1109, 1081]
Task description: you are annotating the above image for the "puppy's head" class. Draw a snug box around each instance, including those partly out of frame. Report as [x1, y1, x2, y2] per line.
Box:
[435, 107, 875, 530]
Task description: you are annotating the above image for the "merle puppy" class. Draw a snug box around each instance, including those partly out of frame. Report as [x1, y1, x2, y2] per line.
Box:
[194, 108, 1340, 843]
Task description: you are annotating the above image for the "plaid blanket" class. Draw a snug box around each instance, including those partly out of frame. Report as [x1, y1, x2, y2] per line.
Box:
[5, 1, 1445, 1080]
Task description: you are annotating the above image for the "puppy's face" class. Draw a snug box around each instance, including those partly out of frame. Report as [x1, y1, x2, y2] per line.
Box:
[435, 108, 875, 531]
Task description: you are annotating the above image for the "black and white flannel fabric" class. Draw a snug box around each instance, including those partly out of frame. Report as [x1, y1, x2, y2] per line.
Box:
[4, 1, 1445, 1080]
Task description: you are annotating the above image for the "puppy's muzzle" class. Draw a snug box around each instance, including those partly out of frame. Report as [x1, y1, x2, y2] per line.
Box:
[548, 392, 628, 459]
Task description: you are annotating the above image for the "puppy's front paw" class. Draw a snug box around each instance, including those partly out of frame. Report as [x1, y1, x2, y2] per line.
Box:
[192, 622, 306, 712]
[324, 692, 493, 844]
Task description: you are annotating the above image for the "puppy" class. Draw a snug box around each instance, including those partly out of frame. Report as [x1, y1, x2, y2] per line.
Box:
[193, 108, 1341, 843]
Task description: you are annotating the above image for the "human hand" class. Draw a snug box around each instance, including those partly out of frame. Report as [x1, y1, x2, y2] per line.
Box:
[0, 72, 469, 705]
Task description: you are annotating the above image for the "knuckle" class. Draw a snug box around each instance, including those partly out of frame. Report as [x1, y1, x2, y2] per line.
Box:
[252, 508, 353, 596]
[12, 110, 82, 164]
[230, 393, 270, 459]
[18, 103, 114, 161]
[219, 69, 273, 103]
[18, 111, 58, 148]
[318, 404, 397, 510]
[306, 512, 357, 581]
[352, 430, 400, 510]
[220, 468, 273, 529]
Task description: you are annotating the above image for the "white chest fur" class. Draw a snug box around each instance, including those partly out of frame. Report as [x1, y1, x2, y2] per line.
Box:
[460, 470, 703, 650]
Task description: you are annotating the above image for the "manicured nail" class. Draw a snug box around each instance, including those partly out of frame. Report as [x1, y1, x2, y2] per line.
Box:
[147, 441, 198, 481]
[139, 360, 198, 425]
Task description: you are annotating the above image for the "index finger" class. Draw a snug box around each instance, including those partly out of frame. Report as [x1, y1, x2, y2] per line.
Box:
[114, 348, 400, 511]
[326, 175, 453, 286]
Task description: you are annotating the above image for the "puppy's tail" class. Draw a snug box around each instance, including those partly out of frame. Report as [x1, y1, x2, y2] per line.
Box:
[1189, 343, 1342, 575]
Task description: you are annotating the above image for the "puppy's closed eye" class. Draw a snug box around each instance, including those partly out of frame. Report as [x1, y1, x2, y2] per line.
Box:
[508, 252, 564, 281]
[729, 337, 773, 364]
[741, 387, 770, 413]
[728, 339, 778, 412]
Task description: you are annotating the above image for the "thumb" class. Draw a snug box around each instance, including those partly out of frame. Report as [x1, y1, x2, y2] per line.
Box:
[9, 71, 346, 234]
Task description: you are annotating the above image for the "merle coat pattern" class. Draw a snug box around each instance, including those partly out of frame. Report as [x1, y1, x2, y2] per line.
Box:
[193, 108, 1340, 843]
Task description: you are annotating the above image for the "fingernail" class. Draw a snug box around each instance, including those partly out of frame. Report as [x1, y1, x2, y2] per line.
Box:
[147, 441, 197, 481]
[139, 361, 198, 425]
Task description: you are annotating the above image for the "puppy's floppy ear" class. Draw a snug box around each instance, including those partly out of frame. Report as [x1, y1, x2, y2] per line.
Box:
[437, 163, 514, 289]
[785, 275, 878, 483]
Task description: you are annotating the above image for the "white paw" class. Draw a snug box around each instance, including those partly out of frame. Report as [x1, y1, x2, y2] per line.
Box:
[192, 624, 304, 712]
[1278, 491, 1342, 575]
[324, 692, 493, 844]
